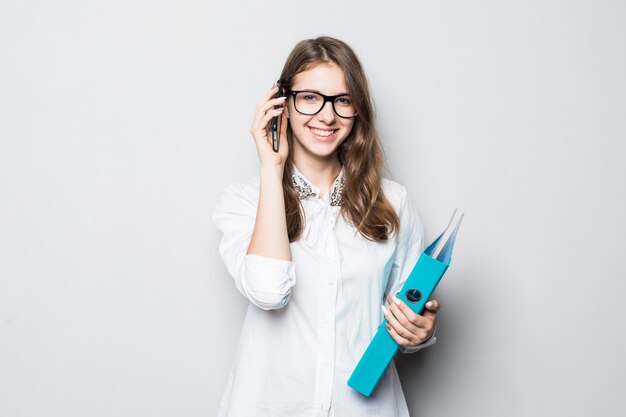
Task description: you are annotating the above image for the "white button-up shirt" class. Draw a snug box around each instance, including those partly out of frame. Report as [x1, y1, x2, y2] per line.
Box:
[212, 165, 436, 417]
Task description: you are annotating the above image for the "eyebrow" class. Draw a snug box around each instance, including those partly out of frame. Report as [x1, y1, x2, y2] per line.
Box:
[296, 89, 350, 96]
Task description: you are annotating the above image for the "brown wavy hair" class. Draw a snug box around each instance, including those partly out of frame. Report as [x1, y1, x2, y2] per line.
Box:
[280, 36, 399, 243]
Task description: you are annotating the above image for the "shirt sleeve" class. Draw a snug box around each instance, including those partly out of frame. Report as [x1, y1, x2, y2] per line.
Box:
[211, 181, 296, 311]
[383, 185, 437, 354]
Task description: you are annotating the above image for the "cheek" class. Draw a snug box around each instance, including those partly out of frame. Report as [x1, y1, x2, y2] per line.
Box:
[342, 120, 355, 136]
[290, 111, 312, 129]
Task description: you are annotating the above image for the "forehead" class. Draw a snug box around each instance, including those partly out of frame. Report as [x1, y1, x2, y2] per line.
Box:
[291, 62, 349, 94]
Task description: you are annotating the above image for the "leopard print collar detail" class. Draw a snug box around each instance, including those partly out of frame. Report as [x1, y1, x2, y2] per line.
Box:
[290, 165, 345, 207]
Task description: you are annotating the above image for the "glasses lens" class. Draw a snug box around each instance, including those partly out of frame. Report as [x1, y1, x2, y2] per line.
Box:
[294, 92, 357, 118]
[333, 95, 356, 118]
[294, 92, 324, 115]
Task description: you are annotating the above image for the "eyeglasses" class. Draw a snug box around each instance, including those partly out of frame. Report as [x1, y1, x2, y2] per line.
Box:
[288, 90, 357, 119]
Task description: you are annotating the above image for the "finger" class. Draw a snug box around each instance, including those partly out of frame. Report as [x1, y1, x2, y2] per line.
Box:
[251, 83, 284, 126]
[389, 295, 435, 336]
[255, 84, 280, 110]
[252, 95, 287, 128]
[251, 98, 286, 132]
[422, 299, 440, 320]
[252, 108, 284, 140]
[262, 110, 285, 139]
[265, 95, 288, 108]
[256, 97, 288, 120]
[385, 295, 419, 332]
[387, 294, 428, 329]
[381, 304, 417, 342]
[385, 322, 411, 347]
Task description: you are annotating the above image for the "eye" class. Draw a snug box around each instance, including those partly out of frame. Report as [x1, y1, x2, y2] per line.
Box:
[336, 96, 352, 106]
[302, 94, 319, 102]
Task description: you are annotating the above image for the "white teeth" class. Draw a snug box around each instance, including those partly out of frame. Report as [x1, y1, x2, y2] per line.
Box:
[310, 127, 336, 137]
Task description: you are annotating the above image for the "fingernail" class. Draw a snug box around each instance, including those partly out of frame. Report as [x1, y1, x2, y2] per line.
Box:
[386, 294, 394, 304]
[381, 305, 389, 316]
[392, 295, 401, 304]
[426, 301, 433, 308]
[385, 323, 391, 330]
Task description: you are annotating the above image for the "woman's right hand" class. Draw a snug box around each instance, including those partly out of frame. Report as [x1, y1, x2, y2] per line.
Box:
[250, 83, 290, 169]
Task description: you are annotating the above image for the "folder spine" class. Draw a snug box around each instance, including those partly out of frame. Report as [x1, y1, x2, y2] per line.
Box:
[347, 254, 448, 396]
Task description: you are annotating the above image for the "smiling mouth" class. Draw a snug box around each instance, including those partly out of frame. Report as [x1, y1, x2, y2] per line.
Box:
[309, 126, 338, 139]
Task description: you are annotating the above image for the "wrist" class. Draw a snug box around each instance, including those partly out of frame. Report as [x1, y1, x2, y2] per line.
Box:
[260, 164, 285, 179]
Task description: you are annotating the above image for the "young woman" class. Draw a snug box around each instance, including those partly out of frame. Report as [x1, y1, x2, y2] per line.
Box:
[212, 36, 440, 417]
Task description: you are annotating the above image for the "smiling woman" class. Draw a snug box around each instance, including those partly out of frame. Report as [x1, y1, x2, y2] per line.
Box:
[212, 36, 440, 417]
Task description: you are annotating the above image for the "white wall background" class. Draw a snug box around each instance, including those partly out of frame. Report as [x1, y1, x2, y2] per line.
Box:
[1, 1, 625, 416]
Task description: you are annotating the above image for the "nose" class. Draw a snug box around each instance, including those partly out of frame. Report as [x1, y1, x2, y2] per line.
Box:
[316, 100, 336, 124]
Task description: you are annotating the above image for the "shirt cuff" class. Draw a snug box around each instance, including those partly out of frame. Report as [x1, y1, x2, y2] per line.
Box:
[241, 254, 296, 310]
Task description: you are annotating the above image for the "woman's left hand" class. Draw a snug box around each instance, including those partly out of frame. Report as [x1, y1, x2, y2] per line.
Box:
[382, 295, 440, 348]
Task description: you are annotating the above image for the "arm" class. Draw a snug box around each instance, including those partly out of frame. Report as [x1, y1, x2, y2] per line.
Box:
[247, 165, 292, 261]
[211, 83, 295, 310]
[212, 181, 296, 310]
[247, 82, 292, 261]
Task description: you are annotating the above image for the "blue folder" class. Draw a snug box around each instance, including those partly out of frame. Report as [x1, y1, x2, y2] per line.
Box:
[347, 211, 463, 397]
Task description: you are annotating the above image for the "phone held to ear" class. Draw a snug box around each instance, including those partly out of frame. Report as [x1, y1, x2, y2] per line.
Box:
[271, 79, 284, 152]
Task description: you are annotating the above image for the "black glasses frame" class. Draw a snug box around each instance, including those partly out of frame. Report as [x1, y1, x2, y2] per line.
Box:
[288, 90, 358, 119]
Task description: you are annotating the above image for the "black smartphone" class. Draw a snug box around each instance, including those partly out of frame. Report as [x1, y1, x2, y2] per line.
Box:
[271, 80, 283, 152]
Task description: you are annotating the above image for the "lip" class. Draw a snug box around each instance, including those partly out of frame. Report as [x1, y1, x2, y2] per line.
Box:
[308, 126, 338, 142]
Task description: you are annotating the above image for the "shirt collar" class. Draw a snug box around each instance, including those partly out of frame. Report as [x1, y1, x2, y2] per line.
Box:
[291, 164, 345, 207]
